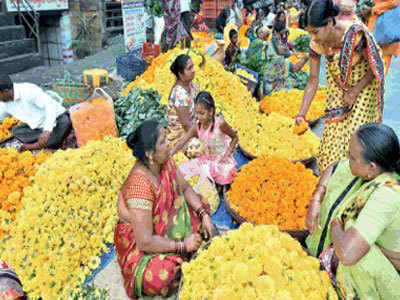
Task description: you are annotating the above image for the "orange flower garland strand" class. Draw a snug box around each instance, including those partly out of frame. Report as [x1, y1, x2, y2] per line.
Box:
[0, 148, 51, 236]
[0, 117, 20, 141]
[227, 156, 318, 230]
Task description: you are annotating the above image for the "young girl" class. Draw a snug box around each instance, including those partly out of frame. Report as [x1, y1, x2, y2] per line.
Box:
[171, 91, 238, 187]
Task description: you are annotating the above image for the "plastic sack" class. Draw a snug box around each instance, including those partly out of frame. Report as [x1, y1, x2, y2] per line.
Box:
[70, 88, 118, 147]
[205, 40, 225, 65]
[154, 16, 165, 45]
[373, 5, 400, 46]
[192, 165, 220, 215]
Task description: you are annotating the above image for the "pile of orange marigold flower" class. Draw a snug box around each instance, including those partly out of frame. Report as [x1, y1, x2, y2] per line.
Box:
[260, 89, 326, 121]
[0, 117, 20, 141]
[0, 148, 51, 236]
[227, 156, 318, 230]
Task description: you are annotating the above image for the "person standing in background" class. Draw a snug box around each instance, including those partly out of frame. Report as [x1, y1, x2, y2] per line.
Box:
[180, 0, 193, 48]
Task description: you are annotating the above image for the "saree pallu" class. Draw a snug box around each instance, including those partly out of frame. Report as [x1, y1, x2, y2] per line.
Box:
[311, 23, 385, 172]
[335, 174, 400, 299]
[114, 160, 205, 298]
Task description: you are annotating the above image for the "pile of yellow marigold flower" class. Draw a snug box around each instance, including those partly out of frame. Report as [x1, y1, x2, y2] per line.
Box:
[0, 117, 20, 141]
[0, 148, 50, 236]
[123, 48, 320, 159]
[0, 137, 133, 299]
[260, 89, 326, 121]
[227, 156, 318, 230]
[180, 223, 338, 300]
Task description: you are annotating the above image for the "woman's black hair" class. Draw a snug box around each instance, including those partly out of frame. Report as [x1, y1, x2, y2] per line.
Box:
[307, 0, 339, 28]
[127, 120, 161, 167]
[170, 54, 191, 79]
[299, 12, 308, 29]
[0, 74, 13, 92]
[194, 91, 216, 131]
[273, 20, 286, 33]
[229, 28, 238, 40]
[356, 123, 400, 174]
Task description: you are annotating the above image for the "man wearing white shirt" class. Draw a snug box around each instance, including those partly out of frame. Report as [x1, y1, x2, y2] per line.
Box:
[0, 74, 72, 151]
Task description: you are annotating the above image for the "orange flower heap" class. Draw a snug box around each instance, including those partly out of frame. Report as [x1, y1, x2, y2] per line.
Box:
[260, 89, 326, 121]
[227, 156, 318, 230]
[0, 148, 50, 235]
[0, 117, 20, 140]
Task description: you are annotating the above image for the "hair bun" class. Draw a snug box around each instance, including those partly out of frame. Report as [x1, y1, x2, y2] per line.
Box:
[126, 130, 138, 150]
[170, 61, 178, 76]
[330, 3, 340, 17]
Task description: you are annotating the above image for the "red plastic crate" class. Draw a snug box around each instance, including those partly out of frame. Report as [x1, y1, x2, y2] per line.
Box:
[202, 1, 216, 10]
[202, 8, 218, 19]
[217, 0, 231, 10]
[142, 43, 161, 67]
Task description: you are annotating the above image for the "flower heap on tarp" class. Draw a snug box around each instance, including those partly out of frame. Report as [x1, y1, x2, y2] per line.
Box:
[180, 223, 338, 300]
[123, 48, 320, 159]
[0, 117, 20, 141]
[227, 156, 318, 230]
[0, 137, 134, 300]
[0, 148, 51, 237]
[260, 89, 326, 121]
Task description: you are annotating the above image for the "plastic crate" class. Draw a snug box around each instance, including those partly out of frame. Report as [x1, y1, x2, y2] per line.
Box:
[202, 8, 218, 19]
[142, 43, 161, 67]
[217, 0, 231, 10]
[116, 54, 146, 82]
[202, 1, 216, 10]
[234, 64, 258, 94]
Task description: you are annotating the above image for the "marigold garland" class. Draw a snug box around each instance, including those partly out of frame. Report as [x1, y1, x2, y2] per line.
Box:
[123, 49, 320, 159]
[180, 223, 338, 300]
[260, 89, 326, 121]
[227, 156, 318, 230]
[0, 117, 20, 140]
[0, 137, 134, 299]
[0, 148, 51, 236]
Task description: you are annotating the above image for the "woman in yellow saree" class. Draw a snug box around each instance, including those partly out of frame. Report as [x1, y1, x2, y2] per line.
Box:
[296, 0, 385, 173]
[306, 123, 400, 299]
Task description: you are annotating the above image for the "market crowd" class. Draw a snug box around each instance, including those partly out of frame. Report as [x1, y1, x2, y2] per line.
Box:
[0, 0, 399, 298]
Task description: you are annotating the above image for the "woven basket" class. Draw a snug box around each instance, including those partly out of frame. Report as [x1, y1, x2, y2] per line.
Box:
[116, 54, 146, 82]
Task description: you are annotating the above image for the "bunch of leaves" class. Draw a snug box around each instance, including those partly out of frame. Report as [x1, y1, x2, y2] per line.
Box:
[72, 285, 109, 300]
[293, 34, 311, 53]
[114, 87, 168, 138]
[290, 71, 309, 90]
[232, 52, 266, 76]
[145, 0, 163, 17]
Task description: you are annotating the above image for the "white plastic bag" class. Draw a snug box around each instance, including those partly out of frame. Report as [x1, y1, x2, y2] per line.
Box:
[154, 16, 165, 45]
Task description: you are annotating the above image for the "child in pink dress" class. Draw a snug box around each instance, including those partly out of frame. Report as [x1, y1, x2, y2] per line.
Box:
[171, 91, 238, 186]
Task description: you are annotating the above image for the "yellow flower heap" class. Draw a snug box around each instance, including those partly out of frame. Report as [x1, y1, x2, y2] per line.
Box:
[0, 117, 20, 140]
[180, 223, 338, 300]
[0, 137, 134, 299]
[260, 89, 326, 121]
[124, 48, 320, 159]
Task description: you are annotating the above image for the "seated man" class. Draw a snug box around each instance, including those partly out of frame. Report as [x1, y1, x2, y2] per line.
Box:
[0, 74, 72, 151]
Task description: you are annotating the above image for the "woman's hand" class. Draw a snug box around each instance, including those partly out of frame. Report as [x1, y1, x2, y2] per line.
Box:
[117, 192, 131, 223]
[295, 115, 306, 125]
[306, 199, 322, 236]
[183, 233, 202, 252]
[343, 89, 358, 108]
[201, 214, 216, 240]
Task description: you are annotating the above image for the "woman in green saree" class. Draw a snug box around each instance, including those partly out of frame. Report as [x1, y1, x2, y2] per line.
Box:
[306, 123, 400, 299]
[258, 21, 309, 97]
[114, 120, 216, 298]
